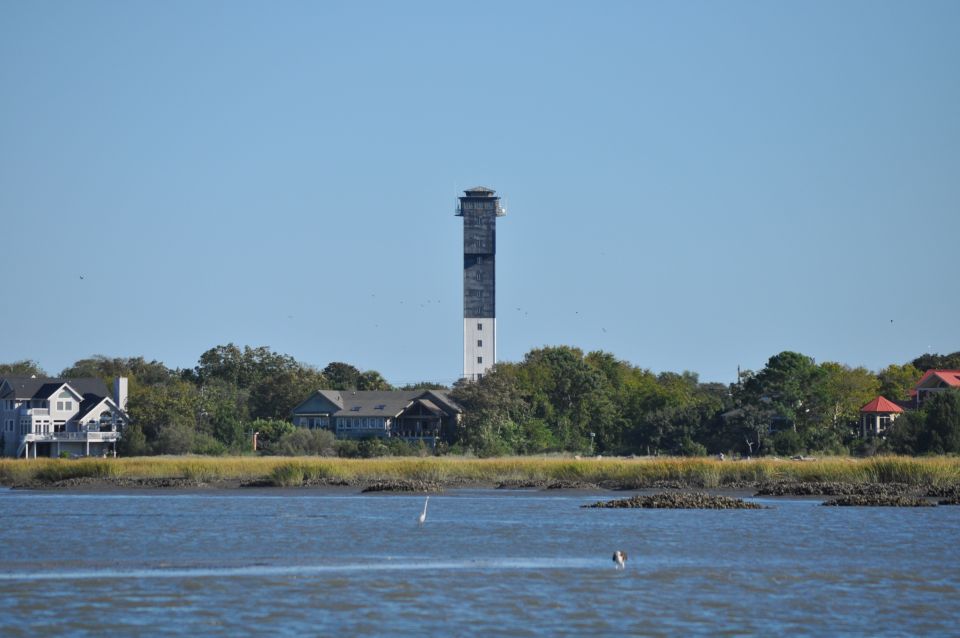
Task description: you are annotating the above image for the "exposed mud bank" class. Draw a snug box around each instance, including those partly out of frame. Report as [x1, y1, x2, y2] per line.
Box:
[583, 492, 767, 510]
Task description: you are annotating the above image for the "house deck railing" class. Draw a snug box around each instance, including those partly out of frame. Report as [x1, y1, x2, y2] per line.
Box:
[22, 431, 119, 443]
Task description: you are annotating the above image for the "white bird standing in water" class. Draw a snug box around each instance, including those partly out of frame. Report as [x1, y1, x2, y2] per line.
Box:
[613, 550, 627, 570]
[418, 496, 429, 526]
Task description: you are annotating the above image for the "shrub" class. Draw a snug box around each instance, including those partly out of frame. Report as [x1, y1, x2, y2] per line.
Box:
[357, 437, 390, 458]
[118, 423, 149, 457]
[771, 430, 804, 456]
[679, 438, 708, 457]
[192, 433, 228, 456]
[336, 440, 361, 458]
[155, 422, 195, 455]
[271, 429, 337, 456]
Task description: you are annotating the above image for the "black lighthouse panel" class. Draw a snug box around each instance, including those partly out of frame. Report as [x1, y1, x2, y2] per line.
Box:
[457, 187, 502, 319]
[463, 254, 495, 317]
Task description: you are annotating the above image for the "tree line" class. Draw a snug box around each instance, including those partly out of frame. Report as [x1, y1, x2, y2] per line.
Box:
[1, 345, 958, 457]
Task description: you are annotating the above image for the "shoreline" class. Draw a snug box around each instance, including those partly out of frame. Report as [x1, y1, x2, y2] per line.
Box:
[2, 455, 958, 498]
[4, 475, 956, 499]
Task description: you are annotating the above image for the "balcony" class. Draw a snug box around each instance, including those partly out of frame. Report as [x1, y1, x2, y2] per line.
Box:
[19, 408, 50, 416]
[22, 431, 119, 443]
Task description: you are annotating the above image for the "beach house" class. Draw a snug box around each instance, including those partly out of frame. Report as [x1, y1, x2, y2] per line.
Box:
[0, 376, 129, 458]
[910, 369, 960, 408]
[291, 389, 463, 445]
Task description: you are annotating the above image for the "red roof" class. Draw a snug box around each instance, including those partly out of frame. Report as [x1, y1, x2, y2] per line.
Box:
[860, 396, 904, 414]
[910, 369, 960, 397]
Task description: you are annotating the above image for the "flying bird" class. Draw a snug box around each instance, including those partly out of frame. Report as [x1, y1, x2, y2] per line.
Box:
[613, 550, 627, 570]
[418, 496, 430, 526]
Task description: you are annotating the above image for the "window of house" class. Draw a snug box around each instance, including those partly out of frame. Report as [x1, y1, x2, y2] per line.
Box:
[64, 401, 72, 411]
[477, 340, 483, 347]
[477, 356, 483, 364]
[56, 401, 64, 411]
[477, 323, 483, 330]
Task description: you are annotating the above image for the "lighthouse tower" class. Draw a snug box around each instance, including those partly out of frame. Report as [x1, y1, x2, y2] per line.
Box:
[456, 186, 506, 381]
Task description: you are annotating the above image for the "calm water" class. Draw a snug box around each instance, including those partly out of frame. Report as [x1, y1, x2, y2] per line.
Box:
[1, 488, 958, 637]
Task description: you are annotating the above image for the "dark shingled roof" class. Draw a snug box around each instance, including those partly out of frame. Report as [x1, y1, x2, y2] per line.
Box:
[0, 376, 110, 401]
[300, 389, 462, 418]
[75, 394, 113, 422]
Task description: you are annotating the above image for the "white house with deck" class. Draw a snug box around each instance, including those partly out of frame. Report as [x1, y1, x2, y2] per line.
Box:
[0, 376, 129, 458]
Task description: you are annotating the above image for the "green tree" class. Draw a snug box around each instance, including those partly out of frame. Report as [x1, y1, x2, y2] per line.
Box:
[739, 351, 823, 433]
[117, 423, 148, 456]
[399, 381, 450, 391]
[248, 366, 326, 420]
[156, 422, 196, 455]
[877, 364, 921, 402]
[516, 346, 607, 451]
[805, 362, 880, 450]
[196, 344, 300, 389]
[886, 410, 927, 455]
[451, 363, 529, 454]
[356, 370, 393, 391]
[0, 360, 47, 377]
[126, 379, 201, 453]
[923, 390, 960, 454]
[719, 404, 778, 456]
[910, 351, 960, 373]
[60, 356, 174, 385]
[198, 379, 250, 449]
[251, 418, 296, 453]
[323, 362, 361, 390]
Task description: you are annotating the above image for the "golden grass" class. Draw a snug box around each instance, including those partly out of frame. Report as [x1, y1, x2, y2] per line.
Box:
[1, 455, 959, 487]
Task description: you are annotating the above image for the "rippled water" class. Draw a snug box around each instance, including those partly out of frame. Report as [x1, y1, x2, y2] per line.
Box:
[0, 488, 957, 637]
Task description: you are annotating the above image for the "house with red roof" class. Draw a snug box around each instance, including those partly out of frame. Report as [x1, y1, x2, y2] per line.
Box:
[860, 396, 904, 438]
[909, 369, 960, 408]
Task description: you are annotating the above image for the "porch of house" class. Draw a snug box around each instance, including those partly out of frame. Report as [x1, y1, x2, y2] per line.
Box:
[18, 431, 119, 458]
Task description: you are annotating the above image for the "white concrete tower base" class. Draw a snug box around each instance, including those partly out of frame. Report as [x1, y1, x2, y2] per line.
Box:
[463, 318, 496, 381]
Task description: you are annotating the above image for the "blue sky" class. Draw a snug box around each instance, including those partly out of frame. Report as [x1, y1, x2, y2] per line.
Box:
[1, 1, 958, 385]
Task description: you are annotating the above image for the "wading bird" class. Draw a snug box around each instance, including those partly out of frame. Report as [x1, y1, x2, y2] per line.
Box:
[418, 496, 430, 526]
[613, 550, 627, 570]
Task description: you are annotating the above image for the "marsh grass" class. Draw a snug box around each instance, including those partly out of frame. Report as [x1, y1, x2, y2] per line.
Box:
[0, 455, 957, 487]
